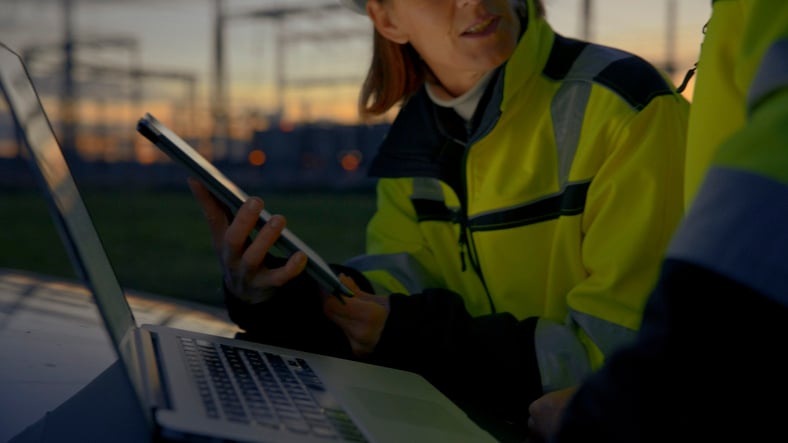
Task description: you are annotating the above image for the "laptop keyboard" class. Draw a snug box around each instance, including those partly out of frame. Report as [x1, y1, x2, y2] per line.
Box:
[179, 337, 367, 442]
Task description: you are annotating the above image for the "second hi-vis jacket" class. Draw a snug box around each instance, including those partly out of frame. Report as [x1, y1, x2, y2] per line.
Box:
[344, 0, 689, 414]
[684, 0, 749, 206]
[672, 0, 788, 326]
[555, 1, 788, 441]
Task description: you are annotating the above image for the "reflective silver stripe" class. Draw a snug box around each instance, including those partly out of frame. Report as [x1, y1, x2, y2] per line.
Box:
[534, 318, 592, 392]
[411, 177, 445, 201]
[535, 310, 636, 392]
[571, 310, 637, 358]
[564, 44, 631, 82]
[344, 252, 437, 295]
[552, 46, 629, 187]
[552, 85, 590, 187]
[668, 167, 788, 307]
[747, 39, 788, 113]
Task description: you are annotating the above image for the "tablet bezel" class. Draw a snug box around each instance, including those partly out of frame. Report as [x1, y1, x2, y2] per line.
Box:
[137, 112, 352, 301]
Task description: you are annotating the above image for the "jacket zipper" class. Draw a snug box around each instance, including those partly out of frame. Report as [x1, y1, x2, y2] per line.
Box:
[458, 136, 496, 314]
[457, 214, 468, 272]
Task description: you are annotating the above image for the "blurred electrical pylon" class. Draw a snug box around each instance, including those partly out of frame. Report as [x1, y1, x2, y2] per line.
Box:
[665, 0, 677, 76]
[212, 0, 368, 160]
[581, 0, 593, 41]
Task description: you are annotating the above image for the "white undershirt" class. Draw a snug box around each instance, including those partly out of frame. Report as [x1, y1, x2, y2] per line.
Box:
[425, 70, 495, 122]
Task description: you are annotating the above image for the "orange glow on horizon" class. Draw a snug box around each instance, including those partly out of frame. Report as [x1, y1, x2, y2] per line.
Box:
[136, 143, 160, 165]
[279, 121, 296, 132]
[0, 140, 19, 158]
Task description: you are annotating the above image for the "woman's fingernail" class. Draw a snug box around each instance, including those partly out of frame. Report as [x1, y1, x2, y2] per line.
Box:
[247, 198, 262, 212]
[295, 252, 307, 265]
[269, 215, 282, 228]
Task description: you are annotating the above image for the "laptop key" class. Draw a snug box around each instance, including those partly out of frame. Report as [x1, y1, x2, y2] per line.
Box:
[182, 340, 368, 439]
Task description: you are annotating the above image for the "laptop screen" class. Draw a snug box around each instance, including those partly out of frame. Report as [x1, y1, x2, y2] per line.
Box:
[0, 43, 138, 356]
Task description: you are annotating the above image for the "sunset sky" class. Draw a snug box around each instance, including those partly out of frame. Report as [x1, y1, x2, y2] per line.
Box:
[0, 0, 712, 144]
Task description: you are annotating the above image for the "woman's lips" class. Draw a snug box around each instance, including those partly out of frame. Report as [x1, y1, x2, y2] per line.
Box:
[462, 16, 500, 37]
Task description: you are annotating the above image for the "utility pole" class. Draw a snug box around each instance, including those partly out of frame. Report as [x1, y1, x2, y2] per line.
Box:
[274, 19, 285, 125]
[213, 0, 229, 160]
[665, 0, 677, 76]
[61, 0, 77, 157]
[581, 0, 593, 41]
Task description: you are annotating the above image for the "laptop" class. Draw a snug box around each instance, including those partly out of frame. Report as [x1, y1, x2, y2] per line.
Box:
[136, 112, 353, 303]
[0, 42, 496, 443]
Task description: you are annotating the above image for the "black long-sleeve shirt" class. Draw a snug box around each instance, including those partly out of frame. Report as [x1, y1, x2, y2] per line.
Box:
[225, 261, 541, 442]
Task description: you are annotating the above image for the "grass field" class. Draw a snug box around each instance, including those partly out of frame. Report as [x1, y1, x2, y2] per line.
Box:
[0, 188, 377, 307]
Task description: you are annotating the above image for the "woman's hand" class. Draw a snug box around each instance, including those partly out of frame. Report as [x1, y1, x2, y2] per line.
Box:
[187, 177, 308, 304]
[527, 385, 578, 440]
[322, 274, 390, 357]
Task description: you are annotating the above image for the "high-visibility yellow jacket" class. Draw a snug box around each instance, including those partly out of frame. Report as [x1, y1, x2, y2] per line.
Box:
[555, 1, 788, 441]
[684, 0, 748, 206]
[345, 0, 689, 402]
[673, 0, 788, 314]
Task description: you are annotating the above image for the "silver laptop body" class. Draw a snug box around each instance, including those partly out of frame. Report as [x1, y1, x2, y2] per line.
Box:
[0, 42, 495, 443]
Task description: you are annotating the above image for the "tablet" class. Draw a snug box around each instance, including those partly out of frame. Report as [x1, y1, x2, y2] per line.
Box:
[137, 112, 353, 302]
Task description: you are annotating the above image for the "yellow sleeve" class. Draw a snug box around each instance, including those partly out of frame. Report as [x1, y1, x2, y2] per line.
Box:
[569, 92, 690, 369]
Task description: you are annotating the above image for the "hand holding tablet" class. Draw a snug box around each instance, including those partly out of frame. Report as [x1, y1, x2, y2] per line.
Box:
[137, 113, 354, 302]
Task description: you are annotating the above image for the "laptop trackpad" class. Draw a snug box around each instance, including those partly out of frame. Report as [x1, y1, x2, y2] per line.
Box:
[349, 386, 465, 431]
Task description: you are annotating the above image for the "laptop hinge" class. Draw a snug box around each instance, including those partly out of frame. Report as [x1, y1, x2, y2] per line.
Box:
[135, 328, 171, 411]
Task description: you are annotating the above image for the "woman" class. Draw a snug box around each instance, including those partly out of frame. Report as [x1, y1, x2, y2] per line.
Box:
[189, 0, 689, 439]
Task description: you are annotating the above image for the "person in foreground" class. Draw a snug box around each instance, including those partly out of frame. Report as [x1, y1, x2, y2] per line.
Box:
[189, 0, 689, 439]
[527, 0, 788, 441]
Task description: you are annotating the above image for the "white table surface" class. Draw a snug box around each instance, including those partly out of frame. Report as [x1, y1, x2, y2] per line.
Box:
[0, 267, 239, 443]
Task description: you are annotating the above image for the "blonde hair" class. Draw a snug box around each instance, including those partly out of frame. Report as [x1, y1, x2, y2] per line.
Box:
[358, 0, 545, 119]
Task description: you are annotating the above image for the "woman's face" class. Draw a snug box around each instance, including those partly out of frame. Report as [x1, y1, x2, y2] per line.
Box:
[369, 0, 522, 95]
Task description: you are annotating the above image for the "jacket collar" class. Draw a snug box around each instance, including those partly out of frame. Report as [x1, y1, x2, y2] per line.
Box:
[368, 0, 556, 179]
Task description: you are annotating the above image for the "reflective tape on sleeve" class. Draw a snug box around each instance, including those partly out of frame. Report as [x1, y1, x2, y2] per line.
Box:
[747, 39, 788, 113]
[344, 252, 437, 295]
[667, 167, 788, 307]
